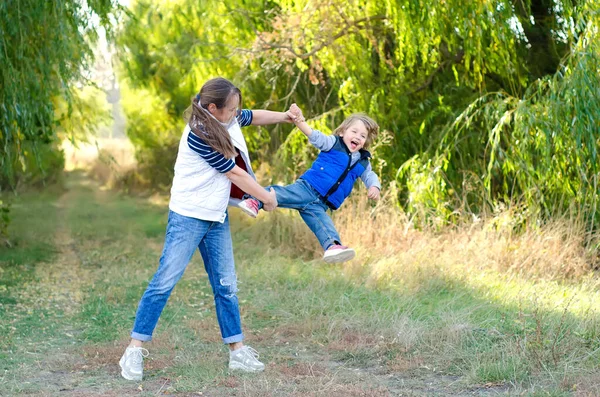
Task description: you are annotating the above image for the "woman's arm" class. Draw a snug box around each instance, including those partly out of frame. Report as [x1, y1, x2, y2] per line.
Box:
[251, 110, 292, 126]
[186, 132, 277, 209]
[225, 166, 277, 210]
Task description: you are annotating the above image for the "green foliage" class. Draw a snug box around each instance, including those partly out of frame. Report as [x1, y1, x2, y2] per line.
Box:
[115, 0, 266, 188]
[55, 85, 112, 145]
[443, 17, 600, 226]
[0, 200, 10, 247]
[117, 82, 180, 190]
[0, 0, 117, 190]
[15, 141, 66, 189]
[0, 137, 66, 196]
[397, 154, 451, 228]
[117, 0, 599, 230]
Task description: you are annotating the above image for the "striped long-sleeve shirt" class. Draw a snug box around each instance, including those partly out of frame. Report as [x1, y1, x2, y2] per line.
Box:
[186, 109, 253, 173]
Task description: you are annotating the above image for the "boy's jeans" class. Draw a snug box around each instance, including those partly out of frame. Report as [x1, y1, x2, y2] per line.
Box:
[267, 179, 341, 250]
[131, 210, 243, 344]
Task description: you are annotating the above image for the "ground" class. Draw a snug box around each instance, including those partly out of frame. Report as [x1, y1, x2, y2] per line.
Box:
[1, 172, 599, 396]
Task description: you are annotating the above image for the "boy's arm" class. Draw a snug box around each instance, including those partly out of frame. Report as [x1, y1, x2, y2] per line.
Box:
[291, 118, 314, 138]
[288, 103, 335, 151]
[251, 110, 293, 126]
[307, 129, 336, 151]
[360, 162, 381, 200]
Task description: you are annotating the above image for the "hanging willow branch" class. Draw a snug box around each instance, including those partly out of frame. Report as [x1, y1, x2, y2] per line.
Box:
[0, 0, 118, 189]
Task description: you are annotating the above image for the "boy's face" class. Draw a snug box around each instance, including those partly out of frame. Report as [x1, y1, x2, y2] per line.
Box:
[339, 120, 368, 153]
[210, 94, 240, 125]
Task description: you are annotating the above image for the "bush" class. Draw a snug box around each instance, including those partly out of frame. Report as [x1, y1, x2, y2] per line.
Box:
[0, 141, 65, 191]
[0, 199, 10, 247]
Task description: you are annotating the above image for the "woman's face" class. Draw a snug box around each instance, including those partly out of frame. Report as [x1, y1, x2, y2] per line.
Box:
[210, 94, 239, 125]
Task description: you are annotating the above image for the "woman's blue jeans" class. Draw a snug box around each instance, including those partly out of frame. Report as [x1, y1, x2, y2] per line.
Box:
[131, 210, 243, 344]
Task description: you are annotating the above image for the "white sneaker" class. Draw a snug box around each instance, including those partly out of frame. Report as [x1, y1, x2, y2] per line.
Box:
[238, 198, 260, 218]
[228, 346, 265, 372]
[323, 244, 356, 263]
[119, 346, 149, 381]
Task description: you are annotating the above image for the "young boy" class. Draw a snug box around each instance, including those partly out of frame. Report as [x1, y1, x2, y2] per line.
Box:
[239, 104, 381, 263]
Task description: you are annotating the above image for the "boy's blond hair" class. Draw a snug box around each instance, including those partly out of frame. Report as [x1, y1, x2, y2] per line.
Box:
[333, 113, 379, 149]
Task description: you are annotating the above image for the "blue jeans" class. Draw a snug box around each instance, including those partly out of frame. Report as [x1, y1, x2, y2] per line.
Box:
[267, 179, 341, 250]
[131, 210, 243, 344]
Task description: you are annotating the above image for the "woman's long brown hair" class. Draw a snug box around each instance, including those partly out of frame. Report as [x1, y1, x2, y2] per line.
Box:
[184, 77, 240, 159]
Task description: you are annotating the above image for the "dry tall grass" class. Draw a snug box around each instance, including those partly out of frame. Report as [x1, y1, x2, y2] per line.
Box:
[252, 181, 597, 283]
[63, 138, 136, 171]
[77, 140, 598, 282]
[63, 138, 151, 192]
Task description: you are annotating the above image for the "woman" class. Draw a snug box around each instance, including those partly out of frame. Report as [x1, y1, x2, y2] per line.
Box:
[119, 77, 291, 380]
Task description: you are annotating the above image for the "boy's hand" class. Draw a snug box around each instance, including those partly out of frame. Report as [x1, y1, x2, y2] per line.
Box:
[287, 103, 313, 137]
[367, 186, 380, 201]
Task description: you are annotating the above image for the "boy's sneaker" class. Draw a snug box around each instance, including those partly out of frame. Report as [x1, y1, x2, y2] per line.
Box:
[238, 198, 260, 218]
[229, 346, 265, 372]
[119, 346, 149, 381]
[323, 245, 356, 263]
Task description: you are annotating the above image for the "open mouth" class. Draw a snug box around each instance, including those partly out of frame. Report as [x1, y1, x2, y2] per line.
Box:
[350, 139, 360, 150]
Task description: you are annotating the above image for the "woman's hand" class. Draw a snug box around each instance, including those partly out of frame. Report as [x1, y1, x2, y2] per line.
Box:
[226, 166, 278, 208]
[286, 110, 302, 124]
[262, 188, 278, 211]
[288, 103, 305, 123]
[367, 186, 380, 201]
[282, 111, 295, 123]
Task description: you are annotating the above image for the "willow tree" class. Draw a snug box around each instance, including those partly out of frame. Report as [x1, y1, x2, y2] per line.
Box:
[116, 0, 277, 186]
[118, 0, 599, 228]
[0, 0, 117, 189]
[242, 0, 598, 227]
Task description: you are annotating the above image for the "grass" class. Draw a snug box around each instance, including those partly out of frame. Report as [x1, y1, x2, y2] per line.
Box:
[0, 170, 599, 395]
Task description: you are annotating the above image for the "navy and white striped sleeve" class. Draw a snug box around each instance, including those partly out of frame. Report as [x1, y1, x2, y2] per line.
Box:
[236, 109, 253, 127]
[187, 132, 235, 173]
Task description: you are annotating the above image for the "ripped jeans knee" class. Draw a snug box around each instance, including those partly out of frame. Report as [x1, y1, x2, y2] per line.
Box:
[216, 275, 238, 299]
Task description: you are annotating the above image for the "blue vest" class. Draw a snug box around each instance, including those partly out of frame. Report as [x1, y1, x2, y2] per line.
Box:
[301, 136, 371, 210]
